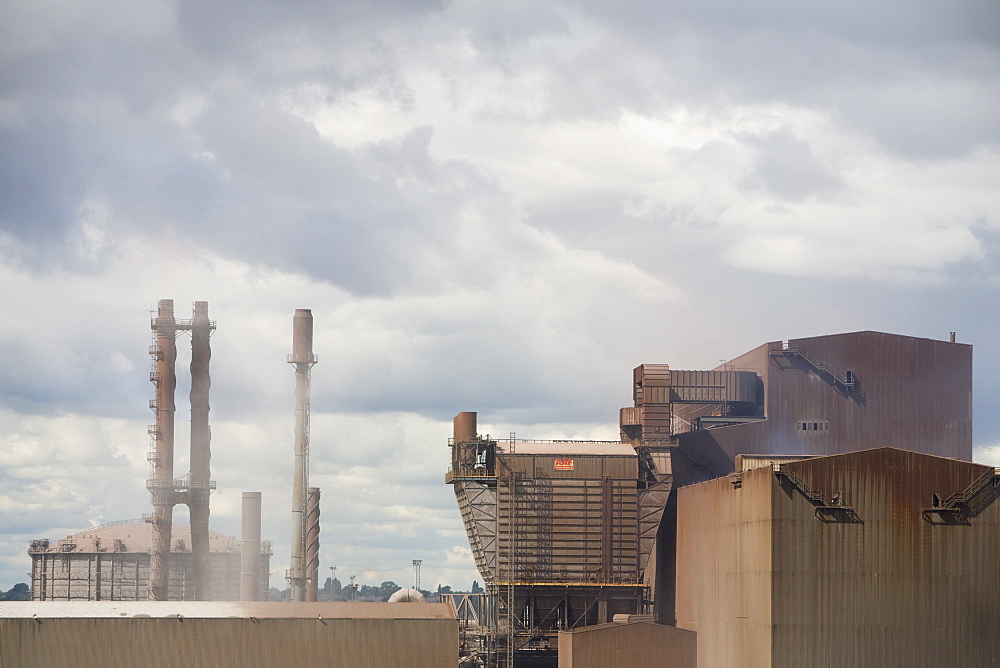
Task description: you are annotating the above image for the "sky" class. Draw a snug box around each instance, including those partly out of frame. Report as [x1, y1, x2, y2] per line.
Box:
[1, 1, 999, 592]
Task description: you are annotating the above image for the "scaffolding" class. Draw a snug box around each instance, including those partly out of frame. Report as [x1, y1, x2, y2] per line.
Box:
[449, 418, 658, 667]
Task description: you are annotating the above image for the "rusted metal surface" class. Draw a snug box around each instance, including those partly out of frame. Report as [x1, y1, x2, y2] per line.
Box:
[676, 448, 1000, 667]
[146, 300, 218, 601]
[680, 331, 972, 465]
[148, 299, 177, 601]
[0, 602, 457, 668]
[734, 454, 813, 472]
[449, 415, 663, 665]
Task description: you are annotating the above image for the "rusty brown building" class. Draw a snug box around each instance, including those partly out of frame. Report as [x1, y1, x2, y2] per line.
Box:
[447, 413, 669, 666]
[675, 448, 1000, 667]
[450, 330, 983, 667]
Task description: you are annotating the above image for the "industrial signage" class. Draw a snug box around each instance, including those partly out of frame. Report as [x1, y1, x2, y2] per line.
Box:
[554, 458, 574, 471]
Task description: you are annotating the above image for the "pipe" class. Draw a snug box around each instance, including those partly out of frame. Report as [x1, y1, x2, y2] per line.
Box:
[306, 486, 321, 602]
[188, 301, 213, 601]
[289, 309, 317, 601]
[148, 299, 177, 601]
[240, 492, 263, 601]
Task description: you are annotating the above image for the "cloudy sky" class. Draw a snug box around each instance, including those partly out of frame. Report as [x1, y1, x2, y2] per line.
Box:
[1, 1, 999, 592]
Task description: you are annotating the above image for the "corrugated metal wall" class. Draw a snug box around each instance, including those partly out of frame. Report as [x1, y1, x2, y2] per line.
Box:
[675, 448, 1000, 667]
[681, 332, 973, 465]
[0, 616, 458, 667]
[675, 465, 773, 668]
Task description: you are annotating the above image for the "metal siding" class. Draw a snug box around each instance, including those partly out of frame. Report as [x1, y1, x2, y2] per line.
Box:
[685, 332, 972, 466]
[675, 449, 1000, 668]
[675, 467, 773, 668]
[0, 612, 458, 667]
[771, 448, 1000, 667]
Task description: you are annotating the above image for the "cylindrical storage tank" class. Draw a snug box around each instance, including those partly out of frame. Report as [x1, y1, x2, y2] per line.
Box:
[291, 309, 314, 363]
[240, 492, 262, 601]
[453, 412, 477, 444]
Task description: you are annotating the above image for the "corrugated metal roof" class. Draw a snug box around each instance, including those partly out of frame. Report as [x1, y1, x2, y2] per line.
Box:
[0, 601, 456, 620]
[500, 441, 636, 456]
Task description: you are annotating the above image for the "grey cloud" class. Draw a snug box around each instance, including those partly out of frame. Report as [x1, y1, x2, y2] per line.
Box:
[739, 128, 845, 202]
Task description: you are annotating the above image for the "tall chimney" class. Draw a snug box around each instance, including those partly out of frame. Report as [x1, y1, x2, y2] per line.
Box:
[306, 487, 321, 602]
[188, 301, 214, 600]
[148, 299, 177, 601]
[241, 492, 262, 601]
[288, 309, 318, 601]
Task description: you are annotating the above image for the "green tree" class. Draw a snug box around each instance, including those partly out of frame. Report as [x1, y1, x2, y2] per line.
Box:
[1, 583, 30, 601]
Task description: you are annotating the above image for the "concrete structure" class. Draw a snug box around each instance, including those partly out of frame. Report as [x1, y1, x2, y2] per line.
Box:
[240, 492, 262, 602]
[147, 299, 217, 601]
[557, 621, 696, 668]
[29, 521, 271, 602]
[675, 448, 1000, 667]
[288, 308, 319, 602]
[0, 601, 457, 668]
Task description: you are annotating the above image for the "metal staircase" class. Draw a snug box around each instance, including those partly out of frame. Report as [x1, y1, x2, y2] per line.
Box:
[770, 344, 855, 391]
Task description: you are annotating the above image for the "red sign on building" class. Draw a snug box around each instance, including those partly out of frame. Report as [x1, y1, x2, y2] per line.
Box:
[554, 458, 574, 471]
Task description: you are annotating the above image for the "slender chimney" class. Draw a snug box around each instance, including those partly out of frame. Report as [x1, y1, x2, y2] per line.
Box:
[306, 487, 321, 602]
[188, 301, 215, 601]
[288, 309, 318, 601]
[950, 332, 957, 343]
[148, 299, 177, 601]
[241, 492, 263, 601]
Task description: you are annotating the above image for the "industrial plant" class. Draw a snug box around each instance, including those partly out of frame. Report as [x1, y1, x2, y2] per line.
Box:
[3, 320, 999, 667]
[448, 331, 1000, 667]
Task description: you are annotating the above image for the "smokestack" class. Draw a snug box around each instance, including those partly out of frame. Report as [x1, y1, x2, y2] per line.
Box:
[188, 301, 214, 601]
[288, 309, 318, 601]
[950, 332, 957, 343]
[148, 299, 177, 601]
[306, 487, 321, 602]
[454, 412, 477, 444]
[241, 492, 262, 601]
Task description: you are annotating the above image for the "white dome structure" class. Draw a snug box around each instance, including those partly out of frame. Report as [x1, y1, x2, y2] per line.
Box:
[387, 588, 426, 603]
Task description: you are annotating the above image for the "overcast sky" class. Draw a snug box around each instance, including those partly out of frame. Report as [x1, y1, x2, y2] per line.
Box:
[1, 1, 999, 592]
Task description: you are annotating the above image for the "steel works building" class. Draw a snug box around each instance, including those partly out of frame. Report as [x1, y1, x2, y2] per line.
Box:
[448, 330, 1000, 667]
